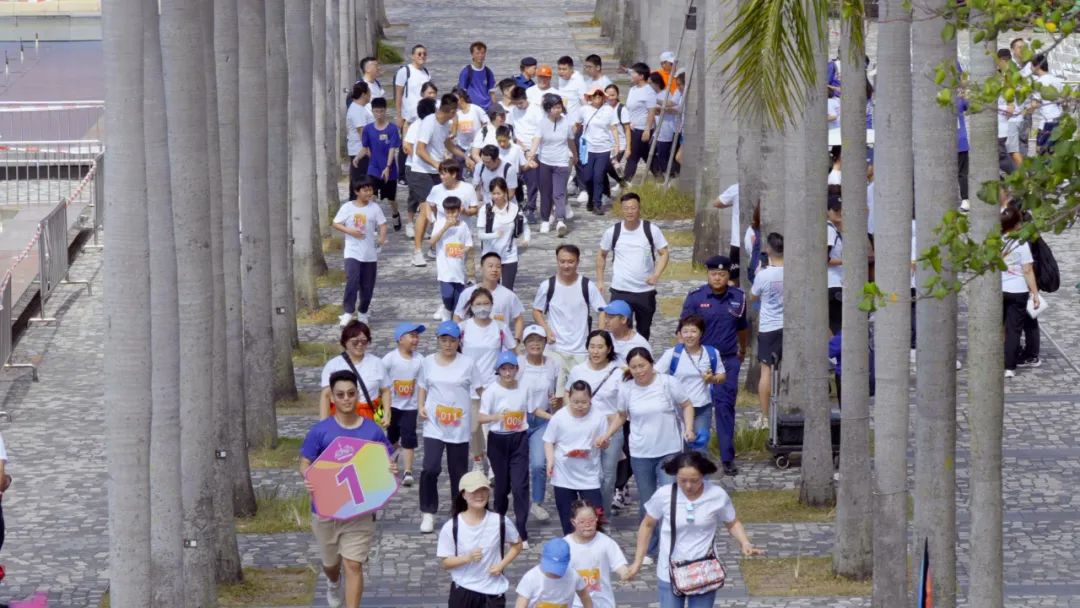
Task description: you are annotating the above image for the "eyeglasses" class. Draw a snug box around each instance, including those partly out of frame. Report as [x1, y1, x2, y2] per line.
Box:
[685, 502, 696, 523]
[346, 338, 369, 347]
[333, 389, 358, 400]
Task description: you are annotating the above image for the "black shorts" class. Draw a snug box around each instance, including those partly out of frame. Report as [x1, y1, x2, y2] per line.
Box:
[728, 244, 741, 282]
[757, 329, 783, 365]
[371, 176, 398, 202]
[387, 408, 418, 449]
[407, 170, 440, 214]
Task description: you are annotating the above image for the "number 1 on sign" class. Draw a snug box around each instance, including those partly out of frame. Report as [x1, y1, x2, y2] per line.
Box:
[335, 463, 366, 504]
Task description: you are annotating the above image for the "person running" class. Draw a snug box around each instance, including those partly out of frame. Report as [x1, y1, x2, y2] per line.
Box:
[544, 380, 617, 534]
[515, 56, 538, 89]
[415, 158, 478, 271]
[345, 81, 373, 199]
[333, 177, 388, 327]
[319, 320, 391, 422]
[437, 471, 524, 608]
[574, 87, 620, 214]
[404, 97, 439, 238]
[383, 322, 425, 487]
[454, 252, 527, 338]
[596, 193, 670, 339]
[361, 97, 402, 231]
[565, 499, 630, 608]
[567, 330, 623, 515]
[627, 452, 763, 607]
[517, 324, 561, 524]
[514, 538, 593, 608]
[452, 88, 491, 173]
[655, 315, 725, 444]
[458, 41, 497, 111]
[418, 321, 487, 533]
[601, 300, 651, 365]
[431, 197, 474, 321]
[411, 96, 464, 266]
[621, 63, 657, 183]
[301, 370, 397, 608]
[460, 287, 518, 390]
[750, 232, 784, 429]
[476, 180, 530, 290]
[508, 86, 545, 223]
[528, 93, 576, 237]
[477, 351, 533, 545]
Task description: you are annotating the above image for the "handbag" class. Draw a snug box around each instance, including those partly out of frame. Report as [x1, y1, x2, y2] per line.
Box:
[667, 483, 727, 596]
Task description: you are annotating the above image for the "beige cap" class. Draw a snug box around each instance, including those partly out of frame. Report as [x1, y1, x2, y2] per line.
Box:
[459, 470, 492, 493]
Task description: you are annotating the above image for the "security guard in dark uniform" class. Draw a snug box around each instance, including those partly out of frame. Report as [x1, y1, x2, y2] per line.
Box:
[680, 255, 749, 476]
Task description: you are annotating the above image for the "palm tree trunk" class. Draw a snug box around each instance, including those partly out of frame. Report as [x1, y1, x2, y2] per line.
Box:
[737, 110, 763, 389]
[338, 0, 351, 161]
[216, 0, 258, 517]
[872, 0, 914, 604]
[760, 126, 785, 235]
[312, 0, 331, 241]
[324, 0, 344, 247]
[239, 0, 278, 449]
[102, 0, 152, 604]
[965, 28, 1005, 608]
[833, 13, 872, 579]
[288, 0, 321, 311]
[142, 3, 184, 605]
[159, 0, 217, 602]
[912, 0, 959, 604]
[266, 0, 299, 403]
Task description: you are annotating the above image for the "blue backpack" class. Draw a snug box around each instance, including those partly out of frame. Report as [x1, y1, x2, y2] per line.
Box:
[668, 343, 719, 375]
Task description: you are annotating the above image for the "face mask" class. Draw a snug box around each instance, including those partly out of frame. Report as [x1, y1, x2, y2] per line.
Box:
[472, 305, 492, 319]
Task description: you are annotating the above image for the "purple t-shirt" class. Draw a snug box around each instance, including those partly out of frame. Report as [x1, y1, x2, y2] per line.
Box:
[362, 122, 402, 181]
[300, 416, 392, 514]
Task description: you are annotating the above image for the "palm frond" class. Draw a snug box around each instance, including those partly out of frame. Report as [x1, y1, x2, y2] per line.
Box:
[715, 0, 831, 130]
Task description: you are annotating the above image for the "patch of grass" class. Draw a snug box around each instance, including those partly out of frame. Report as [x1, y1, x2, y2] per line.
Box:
[665, 229, 695, 247]
[297, 303, 343, 326]
[377, 39, 404, 64]
[705, 425, 770, 462]
[220, 567, 318, 607]
[736, 389, 758, 409]
[662, 260, 705, 281]
[248, 437, 304, 469]
[657, 295, 684, 319]
[585, 14, 602, 26]
[740, 556, 871, 596]
[316, 267, 346, 289]
[235, 489, 311, 534]
[277, 391, 321, 415]
[612, 182, 694, 220]
[293, 341, 338, 367]
[731, 489, 835, 524]
[322, 235, 344, 254]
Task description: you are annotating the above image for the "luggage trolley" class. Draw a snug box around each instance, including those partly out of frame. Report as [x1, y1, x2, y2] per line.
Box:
[765, 359, 842, 469]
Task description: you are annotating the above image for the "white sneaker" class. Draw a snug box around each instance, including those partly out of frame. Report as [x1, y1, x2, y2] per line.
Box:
[577, 191, 589, 204]
[521, 540, 530, 551]
[960, 199, 970, 212]
[338, 313, 353, 327]
[326, 575, 343, 608]
[529, 503, 550, 521]
[956, 359, 962, 370]
[556, 221, 568, 237]
[540, 221, 550, 234]
[611, 182, 621, 194]
[441, 306, 452, 322]
[411, 250, 428, 266]
[357, 312, 370, 325]
[425, 246, 437, 260]
[405, 222, 415, 238]
[566, 206, 575, 219]
[642, 555, 655, 566]
[420, 512, 435, 533]
[432, 303, 445, 320]
[1004, 369, 1016, 379]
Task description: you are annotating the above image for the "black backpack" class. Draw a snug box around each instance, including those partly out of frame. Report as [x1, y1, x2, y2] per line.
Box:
[1030, 237, 1060, 293]
[483, 200, 525, 241]
[610, 220, 656, 261]
[543, 276, 594, 332]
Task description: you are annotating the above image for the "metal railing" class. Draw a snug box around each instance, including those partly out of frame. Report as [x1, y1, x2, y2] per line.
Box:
[0, 101, 103, 205]
[32, 156, 95, 323]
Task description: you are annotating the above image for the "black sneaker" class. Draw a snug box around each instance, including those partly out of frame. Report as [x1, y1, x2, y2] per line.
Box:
[722, 461, 740, 476]
[1018, 357, 1042, 368]
[392, 213, 402, 232]
[526, 210, 538, 225]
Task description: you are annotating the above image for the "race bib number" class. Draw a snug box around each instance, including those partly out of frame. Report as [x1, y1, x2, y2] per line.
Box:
[435, 404, 464, 427]
[501, 410, 525, 431]
[445, 242, 465, 258]
[536, 603, 568, 608]
[494, 314, 506, 322]
[576, 568, 601, 593]
[392, 379, 415, 398]
[565, 448, 591, 459]
[459, 118, 475, 135]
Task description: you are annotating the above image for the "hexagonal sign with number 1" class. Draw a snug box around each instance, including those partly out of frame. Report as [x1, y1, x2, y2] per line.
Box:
[304, 437, 400, 520]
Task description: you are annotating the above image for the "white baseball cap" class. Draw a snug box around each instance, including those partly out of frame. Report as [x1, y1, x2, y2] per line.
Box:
[522, 325, 547, 341]
[659, 51, 676, 64]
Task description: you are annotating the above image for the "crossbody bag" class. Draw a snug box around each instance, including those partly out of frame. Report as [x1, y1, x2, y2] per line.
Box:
[668, 483, 727, 596]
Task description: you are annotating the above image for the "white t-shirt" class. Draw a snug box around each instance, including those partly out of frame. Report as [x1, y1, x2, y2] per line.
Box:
[827, 168, 842, 186]
[517, 356, 561, 414]
[751, 265, 784, 333]
[456, 105, 490, 151]
[363, 78, 385, 105]
[543, 407, 608, 490]
[473, 160, 520, 202]
[320, 354, 388, 408]
[428, 182, 480, 221]
[575, 104, 618, 154]
[625, 84, 658, 130]
[498, 142, 526, 169]
[617, 374, 688, 458]
[1033, 73, 1063, 123]
[1002, 241, 1033, 294]
[582, 75, 613, 98]
[460, 318, 516, 389]
[827, 96, 841, 130]
[826, 222, 844, 289]
[997, 96, 1013, 139]
[480, 381, 532, 433]
[434, 221, 474, 284]
[566, 361, 622, 416]
[404, 120, 422, 169]
[866, 182, 875, 235]
[532, 277, 607, 356]
[610, 103, 631, 150]
[332, 201, 386, 262]
[394, 64, 431, 122]
[419, 354, 486, 443]
[643, 482, 737, 583]
[436, 511, 520, 595]
[558, 71, 588, 115]
[566, 532, 627, 608]
[476, 202, 530, 264]
[526, 85, 565, 108]
[515, 565, 586, 608]
[599, 221, 669, 293]
[470, 123, 499, 151]
[381, 349, 424, 411]
[719, 183, 741, 248]
[536, 116, 573, 167]
[454, 283, 526, 325]
[655, 89, 682, 143]
[0, 432, 7, 461]
[345, 102, 373, 156]
[413, 114, 454, 174]
[654, 346, 716, 408]
[509, 104, 544, 149]
[609, 331, 651, 366]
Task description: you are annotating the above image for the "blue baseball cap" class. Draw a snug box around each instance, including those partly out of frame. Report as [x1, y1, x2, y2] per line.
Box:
[540, 538, 572, 577]
[435, 320, 461, 339]
[602, 300, 632, 318]
[494, 350, 519, 370]
[394, 322, 426, 342]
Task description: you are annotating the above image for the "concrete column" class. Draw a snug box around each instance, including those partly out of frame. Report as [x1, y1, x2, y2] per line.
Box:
[595, 0, 616, 38]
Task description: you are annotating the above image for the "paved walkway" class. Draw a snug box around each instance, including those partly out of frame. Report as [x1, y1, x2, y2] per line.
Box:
[1, 1, 1079, 607]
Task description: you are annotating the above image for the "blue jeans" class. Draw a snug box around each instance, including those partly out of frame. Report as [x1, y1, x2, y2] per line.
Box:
[658, 580, 718, 608]
[630, 454, 677, 556]
[693, 404, 712, 449]
[582, 150, 611, 207]
[439, 281, 465, 313]
[527, 416, 548, 504]
[713, 356, 742, 464]
[599, 428, 624, 516]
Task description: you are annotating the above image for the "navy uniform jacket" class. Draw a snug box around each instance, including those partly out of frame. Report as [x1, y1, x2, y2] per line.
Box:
[513, 75, 535, 89]
[680, 284, 749, 357]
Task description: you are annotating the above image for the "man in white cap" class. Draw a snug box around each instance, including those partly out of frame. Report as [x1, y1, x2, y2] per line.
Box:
[658, 51, 677, 91]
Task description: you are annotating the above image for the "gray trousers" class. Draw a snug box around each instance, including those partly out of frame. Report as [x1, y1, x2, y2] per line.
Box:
[538, 163, 570, 221]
